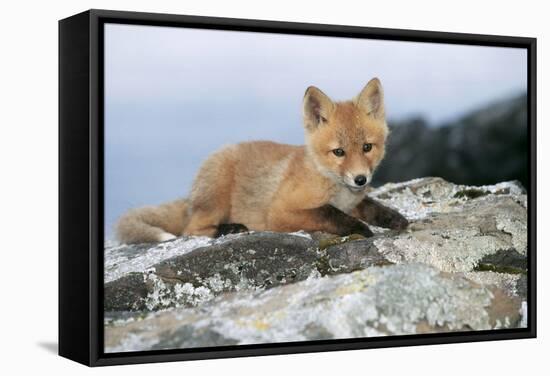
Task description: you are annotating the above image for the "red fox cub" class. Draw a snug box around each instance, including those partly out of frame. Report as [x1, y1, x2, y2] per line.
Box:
[116, 78, 408, 244]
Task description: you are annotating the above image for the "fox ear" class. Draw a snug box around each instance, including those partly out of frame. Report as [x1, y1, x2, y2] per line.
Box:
[355, 78, 385, 119]
[303, 86, 335, 130]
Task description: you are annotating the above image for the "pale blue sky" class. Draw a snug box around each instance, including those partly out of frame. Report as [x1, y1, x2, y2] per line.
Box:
[104, 23, 527, 238]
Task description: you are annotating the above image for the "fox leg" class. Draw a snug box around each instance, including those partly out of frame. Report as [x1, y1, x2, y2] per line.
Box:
[183, 147, 239, 237]
[185, 218, 249, 237]
[352, 196, 408, 230]
[269, 204, 374, 237]
[184, 208, 227, 237]
[214, 223, 249, 237]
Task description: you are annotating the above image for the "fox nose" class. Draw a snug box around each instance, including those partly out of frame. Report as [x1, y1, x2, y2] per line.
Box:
[354, 175, 367, 186]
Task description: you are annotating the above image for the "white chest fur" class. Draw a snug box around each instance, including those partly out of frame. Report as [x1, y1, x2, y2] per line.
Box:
[329, 186, 366, 214]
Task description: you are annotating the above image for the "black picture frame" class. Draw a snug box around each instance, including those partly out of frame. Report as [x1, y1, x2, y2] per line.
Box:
[59, 9, 537, 367]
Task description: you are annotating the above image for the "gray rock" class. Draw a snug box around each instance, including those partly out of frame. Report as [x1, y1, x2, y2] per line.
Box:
[104, 264, 522, 352]
[461, 271, 524, 300]
[103, 177, 529, 351]
[104, 235, 216, 283]
[475, 249, 527, 274]
[370, 178, 527, 273]
[104, 232, 388, 311]
[372, 94, 528, 188]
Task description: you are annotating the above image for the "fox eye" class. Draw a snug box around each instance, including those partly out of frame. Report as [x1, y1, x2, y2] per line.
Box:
[363, 143, 373, 153]
[332, 148, 345, 157]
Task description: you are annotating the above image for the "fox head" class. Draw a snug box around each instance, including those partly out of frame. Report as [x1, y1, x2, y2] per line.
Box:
[303, 78, 389, 191]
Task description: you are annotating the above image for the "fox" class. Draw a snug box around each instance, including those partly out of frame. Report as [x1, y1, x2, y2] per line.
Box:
[116, 78, 408, 244]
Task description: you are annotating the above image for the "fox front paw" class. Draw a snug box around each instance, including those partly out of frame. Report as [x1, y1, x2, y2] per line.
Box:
[214, 223, 249, 237]
[375, 208, 409, 230]
[385, 211, 409, 230]
[348, 222, 374, 238]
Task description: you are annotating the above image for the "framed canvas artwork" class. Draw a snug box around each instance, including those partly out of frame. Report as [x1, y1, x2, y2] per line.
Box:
[59, 9, 536, 366]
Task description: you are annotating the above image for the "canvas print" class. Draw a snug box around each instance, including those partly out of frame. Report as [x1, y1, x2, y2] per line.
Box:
[103, 23, 529, 353]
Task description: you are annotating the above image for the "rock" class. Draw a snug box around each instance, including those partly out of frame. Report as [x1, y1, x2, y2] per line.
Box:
[372, 94, 528, 188]
[462, 271, 526, 302]
[104, 236, 215, 283]
[104, 232, 388, 311]
[475, 249, 528, 274]
[104, 264, 522, 352]
[103, 177, 529, 351]
[370, 178, 527, 273]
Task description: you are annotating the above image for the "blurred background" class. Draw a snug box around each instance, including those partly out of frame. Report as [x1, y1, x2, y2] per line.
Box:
[104, 24, 528, 238]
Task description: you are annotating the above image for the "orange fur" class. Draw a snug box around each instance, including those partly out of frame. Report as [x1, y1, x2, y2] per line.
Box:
[116, 78, 389, 243]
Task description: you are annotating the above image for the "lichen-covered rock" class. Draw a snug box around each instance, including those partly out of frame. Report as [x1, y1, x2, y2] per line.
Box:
[104, 232, 388, 311]
[103, 177, 529, 351]
[104, 236, 214, 283]
[462, 271, 526, 301]
[104, 264, 522, 352]
[370, 178, 527, 272]
[370, 177, 526, 220]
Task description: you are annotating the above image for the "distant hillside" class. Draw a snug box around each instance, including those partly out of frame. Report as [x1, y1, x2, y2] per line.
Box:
[373, 93, 528, 188]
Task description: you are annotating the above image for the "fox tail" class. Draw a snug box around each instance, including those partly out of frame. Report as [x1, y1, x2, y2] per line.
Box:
[115, 198, 190, 244]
